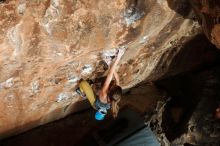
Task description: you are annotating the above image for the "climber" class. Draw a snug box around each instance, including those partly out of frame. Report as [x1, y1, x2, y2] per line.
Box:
[77, 49, 124, 121]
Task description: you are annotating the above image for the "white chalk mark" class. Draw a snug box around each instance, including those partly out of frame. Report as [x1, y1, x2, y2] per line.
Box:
[101, 48, 117, 66]
[5, 78, 14, 88]
[101, 47, 126, 66]
[139, 35, 149, 44]
[124, 8, 145, 26]
[57, 92, 70, 102]
[17, 3, 26, 14]
[40, 0, 60, 34]
[68, 76, 79, 84]
[7, 22, 23, 57]
[81, 64, 93, 75]
[31, 80, 40, 94]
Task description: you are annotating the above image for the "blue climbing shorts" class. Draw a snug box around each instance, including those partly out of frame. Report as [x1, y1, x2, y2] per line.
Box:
[94, 98, 111, 111]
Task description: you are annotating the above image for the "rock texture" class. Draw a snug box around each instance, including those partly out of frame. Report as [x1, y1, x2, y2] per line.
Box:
[150, 65, 220, 146]
[190, 0, 220, 49]
[0, 0, 218, 138]
[0, 83, 163, 146]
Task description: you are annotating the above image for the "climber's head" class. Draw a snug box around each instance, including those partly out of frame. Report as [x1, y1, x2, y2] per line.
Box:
[109, 85, 122, 118]
[109, 85, 122, 101]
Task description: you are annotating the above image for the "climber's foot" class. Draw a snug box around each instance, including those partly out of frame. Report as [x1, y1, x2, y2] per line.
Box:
[76, 88, 87, 99]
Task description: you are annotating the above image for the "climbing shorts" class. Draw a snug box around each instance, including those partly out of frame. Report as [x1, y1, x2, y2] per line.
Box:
[94, 97, 111, 111]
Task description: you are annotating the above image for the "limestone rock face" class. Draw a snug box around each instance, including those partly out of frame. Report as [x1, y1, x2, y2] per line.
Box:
[0, 0, 215, 138]
[190, 0, 220, 48]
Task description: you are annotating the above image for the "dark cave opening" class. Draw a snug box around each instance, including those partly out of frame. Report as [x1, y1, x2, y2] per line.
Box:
[156, 63, 220, 143]
[153, 32, 220, 143]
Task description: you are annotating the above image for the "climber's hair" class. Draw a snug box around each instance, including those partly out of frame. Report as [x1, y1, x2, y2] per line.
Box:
[109, 85, 122, 118]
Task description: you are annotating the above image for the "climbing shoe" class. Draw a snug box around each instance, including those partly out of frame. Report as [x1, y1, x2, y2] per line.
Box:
[76, 88, 87, 99]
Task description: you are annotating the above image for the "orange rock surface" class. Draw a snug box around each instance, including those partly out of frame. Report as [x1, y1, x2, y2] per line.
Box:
[0, 0, 215, 138]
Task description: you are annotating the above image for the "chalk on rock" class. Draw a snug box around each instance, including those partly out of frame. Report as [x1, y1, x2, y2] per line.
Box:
[17, 3, 26, 14]
[124, 7, 145, 26]
[101, 47, 126, 66]
[139, 35, 149, 44]
[5, 78, 14, 88]
[68, 76, 79, 84]
[101, 49, 117, 66]
[81, 64, 93, 76]
[31, 80, 40, 94]
[56, 92, 70, 103]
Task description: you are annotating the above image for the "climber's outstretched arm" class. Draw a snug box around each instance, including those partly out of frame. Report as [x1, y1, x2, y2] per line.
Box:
[99, 50, 123, 102]
[113, 71, 120, 86]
